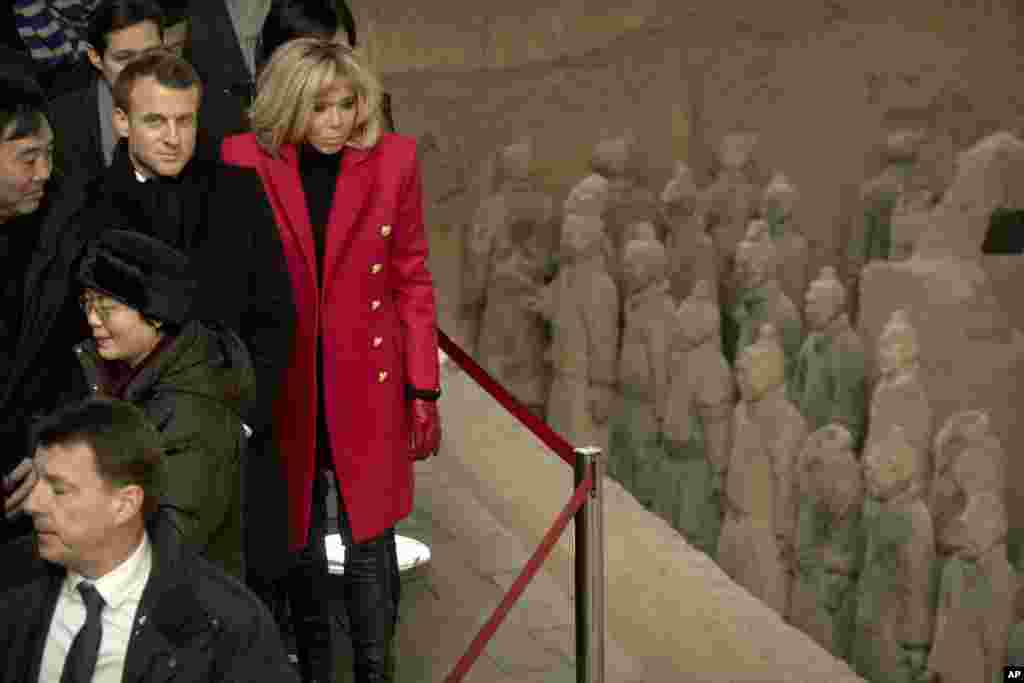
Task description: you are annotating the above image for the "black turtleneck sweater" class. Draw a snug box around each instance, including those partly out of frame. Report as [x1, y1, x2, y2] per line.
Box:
[298, 143, 343, 475]
[298, 144, 342, 281]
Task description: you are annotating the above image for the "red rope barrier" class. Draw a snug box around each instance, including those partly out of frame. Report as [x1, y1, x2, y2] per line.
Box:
[438, 329, 577, 467]
[444, 472, 594, 683]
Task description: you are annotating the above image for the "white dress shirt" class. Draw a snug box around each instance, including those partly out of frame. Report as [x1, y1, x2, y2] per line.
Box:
[38, 532, 153, 683]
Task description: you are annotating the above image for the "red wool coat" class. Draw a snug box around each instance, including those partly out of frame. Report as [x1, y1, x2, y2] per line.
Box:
[221, 132, 440, 550]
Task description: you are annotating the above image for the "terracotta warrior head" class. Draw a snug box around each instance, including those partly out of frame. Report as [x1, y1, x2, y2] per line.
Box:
[885, 129, 926, 165]
[499, 140, 533, 183]
[717, 131, 759, 173]
[761, 171, 799, 222]
[590, 134, 633, 179]
[798, 423, 856, 516]
[660, 161, 699, 216]
[564, 173, 610, 218]
[676, 280, 720, 349]
[934, 409, 988, 477]
[804, 266, 847, 331]
[877, 310, 920, 379]
[560, 213, 605, 263]
[623, 239, 667, 296]
[734, 221, 779, 289]
[943, 490, 1008, 560]
[864, 424, 916, 501]
[950, 411, 1002, 498]
[736, 323, 785, 402]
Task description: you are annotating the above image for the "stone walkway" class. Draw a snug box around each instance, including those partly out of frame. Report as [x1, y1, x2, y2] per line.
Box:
[324, 441, 645, 682]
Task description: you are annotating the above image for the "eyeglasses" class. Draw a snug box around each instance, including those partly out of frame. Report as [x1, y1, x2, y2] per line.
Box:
[79, 294, 123, 322]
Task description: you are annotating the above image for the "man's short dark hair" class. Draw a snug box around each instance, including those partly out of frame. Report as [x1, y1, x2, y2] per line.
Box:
[87, 0, 166, 56]
[33, 398, 167, 521]
[0, 73, 47, 143]
[112, 48, 203, 113]
[263, 0, 358, 58]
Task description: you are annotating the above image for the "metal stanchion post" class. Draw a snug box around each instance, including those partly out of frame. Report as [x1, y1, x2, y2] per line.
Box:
[574, 447, 592, 683]
[591, 447, 606, 683]
[575, 446, 604, 683]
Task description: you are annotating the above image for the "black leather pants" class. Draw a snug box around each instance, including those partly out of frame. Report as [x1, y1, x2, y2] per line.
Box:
[286, 467, 334, 683]
[286, 412, 401, 682]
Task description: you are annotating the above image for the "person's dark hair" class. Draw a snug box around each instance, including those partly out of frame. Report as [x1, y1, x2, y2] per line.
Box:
[0, 73, 47, 143]
[112, 48, 202, 113]
[87, 0, 165, 56]
[263, 0, 357, 59]
[33, 398, 167, 521]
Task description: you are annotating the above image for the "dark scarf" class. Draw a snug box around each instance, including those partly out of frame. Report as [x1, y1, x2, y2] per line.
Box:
[99, 141, 205, 250]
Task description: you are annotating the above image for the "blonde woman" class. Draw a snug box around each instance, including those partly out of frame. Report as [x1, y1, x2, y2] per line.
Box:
[221, 38, 441, 683]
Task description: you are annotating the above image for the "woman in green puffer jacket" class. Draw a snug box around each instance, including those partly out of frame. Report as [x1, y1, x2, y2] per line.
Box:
[73, 229, 255, 580]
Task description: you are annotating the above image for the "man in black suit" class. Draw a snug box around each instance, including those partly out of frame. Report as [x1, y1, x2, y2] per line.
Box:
[0, 397, 300, 683]
[47, 0, 165, 185]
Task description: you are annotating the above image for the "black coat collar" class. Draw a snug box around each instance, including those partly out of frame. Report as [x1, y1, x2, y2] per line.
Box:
[87, 142, 208, 250]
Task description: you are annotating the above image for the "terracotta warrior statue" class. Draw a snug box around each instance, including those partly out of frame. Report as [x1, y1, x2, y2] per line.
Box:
[528, 174, 619, 454]
[846, 129, 927, 313]
[788, 424, 865, 660]
[610, 239, 675, 509]
[698, 131, 761, 306]
[927, 491, 1014, 683]
[475, 228, 550, 415]
[661, 279, 734, 554]
[760, 171, 810, 310]
[788, 266, 868, 451]
[850, 424, 936, 683]
[660, 161, 718, 302]
[699, 131, 761, 257]
[930, 410, 1005, 556]
[590, 134, 659, 291]
[866, 309, 933, 499]
[462, 140, 557, 355]
[723, 220, 803, 379]
[889, 178, 940, 262]
[717, 324, 807, 615]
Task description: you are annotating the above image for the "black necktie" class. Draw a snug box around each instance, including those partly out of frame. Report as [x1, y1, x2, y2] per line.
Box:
[61, 582, 105, 683]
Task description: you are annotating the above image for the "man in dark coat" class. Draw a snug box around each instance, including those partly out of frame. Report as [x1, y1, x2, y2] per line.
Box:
[71, 49, 297, 587]
[47, 0, 166, 185]
[0, 397, 299, 683]
[0, 70, 91, 544]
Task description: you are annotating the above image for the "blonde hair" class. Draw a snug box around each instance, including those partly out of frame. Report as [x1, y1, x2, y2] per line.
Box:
[249, 37, 384, 156]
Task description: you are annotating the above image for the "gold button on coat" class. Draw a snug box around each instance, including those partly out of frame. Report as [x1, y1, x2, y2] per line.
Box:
[371, 263, 383, 274]
[378, 370, 389, 382]
[371, 300, 381, 311]
[372, 336, 383, 348]
[380, 224, 392, 237]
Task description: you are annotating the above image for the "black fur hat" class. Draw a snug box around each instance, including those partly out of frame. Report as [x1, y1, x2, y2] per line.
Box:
[77, 230, 196, 326]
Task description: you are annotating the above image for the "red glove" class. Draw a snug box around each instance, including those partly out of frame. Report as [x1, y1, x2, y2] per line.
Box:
[409, 399, 442, 461]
